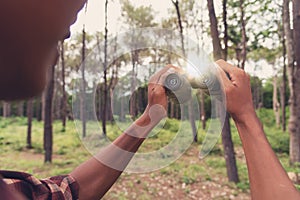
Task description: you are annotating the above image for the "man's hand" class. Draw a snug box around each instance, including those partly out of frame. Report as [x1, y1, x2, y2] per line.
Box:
[216, 60, 300, 200]
[139, 65, 182, 125]
[216, 59, 255, 122]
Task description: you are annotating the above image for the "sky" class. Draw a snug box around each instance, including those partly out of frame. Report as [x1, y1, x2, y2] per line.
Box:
[69, 0, 274, 80]
[70, 0, 174, 34]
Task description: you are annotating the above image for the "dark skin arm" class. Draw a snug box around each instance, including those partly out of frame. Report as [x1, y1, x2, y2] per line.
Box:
[70, 66, 176, 200]
[217, 59, 300, 200]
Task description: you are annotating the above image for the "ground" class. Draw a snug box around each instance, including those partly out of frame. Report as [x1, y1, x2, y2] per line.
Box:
[102, 146, 250, 200]
[2, 116, 297, 200]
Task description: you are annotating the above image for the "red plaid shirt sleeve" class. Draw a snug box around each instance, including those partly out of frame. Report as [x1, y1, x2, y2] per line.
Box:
[0, 170, 79, 200]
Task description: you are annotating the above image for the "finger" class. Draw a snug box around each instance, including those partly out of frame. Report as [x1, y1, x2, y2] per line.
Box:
[216, 66, 232, 88]
[149, 65, 180, 85]
[156, 68, 178, 86]
[215, 59, 235, 75]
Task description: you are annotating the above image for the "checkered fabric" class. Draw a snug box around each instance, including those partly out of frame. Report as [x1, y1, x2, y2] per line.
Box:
[0, 170, 79, 200]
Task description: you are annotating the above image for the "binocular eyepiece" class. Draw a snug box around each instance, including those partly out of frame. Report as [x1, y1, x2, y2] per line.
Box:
[164, 70, 220, 104]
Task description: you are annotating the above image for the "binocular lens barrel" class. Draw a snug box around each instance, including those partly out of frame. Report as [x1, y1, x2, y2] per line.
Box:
[165, 72, 217, 90]
[164, 71, 220, 104]
[164, 73, 182, 91]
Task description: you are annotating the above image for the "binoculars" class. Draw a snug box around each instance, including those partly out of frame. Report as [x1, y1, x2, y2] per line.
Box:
[164, 70, 220, 104]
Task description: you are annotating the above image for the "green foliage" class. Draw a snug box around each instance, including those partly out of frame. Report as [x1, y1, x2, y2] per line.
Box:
[226, 0, 282, 62]
[236, 182, 250, 192]
[256, 108, 275, 126]
[0, 117, 27, 128]
[162, 118, 180, 132]
[182, 175, 195, 184]
[248, 46, 282, 63]
[255, 108, 290, 153]
[266, 129, 289, 154]
[262, 79, 273, 109]
[120, 0, 157, 27]
[250, 76, 290, 109]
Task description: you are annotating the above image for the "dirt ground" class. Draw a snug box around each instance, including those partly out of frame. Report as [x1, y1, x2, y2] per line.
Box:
[103, 146, 251, 200]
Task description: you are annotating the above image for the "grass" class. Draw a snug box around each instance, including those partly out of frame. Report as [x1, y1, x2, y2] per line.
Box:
[0, 118, 89, 178]
[0, 109, 299, 199]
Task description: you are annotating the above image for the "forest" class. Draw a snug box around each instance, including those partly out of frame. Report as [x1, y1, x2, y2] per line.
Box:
[1, 0, 300, 199]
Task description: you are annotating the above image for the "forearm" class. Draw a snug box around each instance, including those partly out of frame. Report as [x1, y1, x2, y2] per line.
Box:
[70, 65, 169, 200]
[70, 113, 156, 200]
[233, 112, 300, 200]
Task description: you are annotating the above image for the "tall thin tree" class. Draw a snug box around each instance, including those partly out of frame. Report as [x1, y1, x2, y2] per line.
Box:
[240, 0, 247, 69]
[207, 0, 239, 183]
[44, 64, 55, 163]
[196, 2, 207, 130]
[171, 0, 185, 55]
[80, 3, 88, 138]
[41, 91, 46, 121]
[17, 101, 24, 117]
[60, 41, 67, 130]
[273, 72, 280, 127]
[281, 7, 287, 132]
[283, 0, 300, 164]
[27, 99, 33, 149]
[102, 0, 109, 136]
[81, 25, 87, 138]
[2, 102, 11, 118]
[288, 0, 300, 164]
[223, 0, 228, 60]
[171, 0, 198, 142]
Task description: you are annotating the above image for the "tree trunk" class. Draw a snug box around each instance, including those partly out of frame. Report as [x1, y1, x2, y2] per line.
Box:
[27, 99, 33, 149]
[169, 101, 174, 118]
[200, 91, 206, 130]
[17, 101, 24, 117]
[240, 0, 247, 70]
[41, 91, 46, 121]
[130, 50, 137, 119]
[60, 42, 67, 130]
[81, 26, 87, 138]
[172, 0, 197, 142]
[281, 24, 287, 131]
[2, 102, 11, 118]
[44, 64, 55, 163]
[222, 113, 240, 182]
[284, 0, 299, 164]
[288, 0, 300, 164]
[223, 0, 228, 60]
[120, 95, 125, 122]
[207, 0, 223, 60]
[273, 74, 281, 127]
[207, 0, 239, 183]
[194, 12, 207, 130]
[196, 90, 206, 130]
[36, 96, 42, 121]
[175, 103, 180, 119]
[172, 0, 185, 56]
[188, 100, 198, 142]
[129, 30, 138, 119]
[102, 0, 109, 135]
[109, 80, 118, 123]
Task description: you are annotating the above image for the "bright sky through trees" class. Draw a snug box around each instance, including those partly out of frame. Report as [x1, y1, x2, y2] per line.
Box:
[70, 0, 274, 79]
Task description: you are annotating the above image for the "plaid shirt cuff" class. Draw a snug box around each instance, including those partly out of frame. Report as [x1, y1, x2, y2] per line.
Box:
[0, 170, 79, 200]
